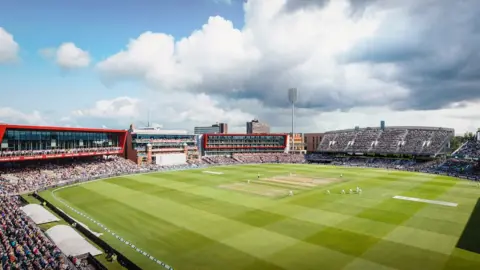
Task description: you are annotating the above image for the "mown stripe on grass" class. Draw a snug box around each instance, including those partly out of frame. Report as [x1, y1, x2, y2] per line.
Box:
[80, 181, 359, 270]
[133, 173, 459, 254]
[361, 239, 450, 270]
[57, 185, 285, 270]
[107, 177, 288, 226]
[53, 165, 480, 270]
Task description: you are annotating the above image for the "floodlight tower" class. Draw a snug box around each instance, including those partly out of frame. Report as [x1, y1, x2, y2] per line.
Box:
[288, 88, 298, 154]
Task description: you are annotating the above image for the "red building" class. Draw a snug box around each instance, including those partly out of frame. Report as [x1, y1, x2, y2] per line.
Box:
[202, 133, 287, 156]
[304, 133, 324, 152]
[0, 124, 127, 162]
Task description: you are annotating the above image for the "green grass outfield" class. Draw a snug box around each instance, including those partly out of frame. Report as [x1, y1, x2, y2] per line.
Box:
[40, 164, 480, 270]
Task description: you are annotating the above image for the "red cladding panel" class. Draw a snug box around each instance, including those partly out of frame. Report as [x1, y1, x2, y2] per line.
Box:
[119, 132, 127, 154]
[0, 125, 6, 143]
[203, 134, 208, 149]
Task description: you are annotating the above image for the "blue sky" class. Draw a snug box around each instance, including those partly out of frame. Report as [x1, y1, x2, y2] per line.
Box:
[1, 0, 480, 134]
[0, 0, 243, 124]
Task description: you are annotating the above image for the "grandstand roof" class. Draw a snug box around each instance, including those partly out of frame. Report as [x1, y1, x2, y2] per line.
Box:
[323, 126, 454, 134]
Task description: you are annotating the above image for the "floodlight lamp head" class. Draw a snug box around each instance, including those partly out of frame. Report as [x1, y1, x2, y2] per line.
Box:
[288, 88, 298, 104]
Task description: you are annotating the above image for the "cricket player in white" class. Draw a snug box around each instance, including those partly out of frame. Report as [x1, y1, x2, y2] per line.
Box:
[349, 189, 353, 194]
[257, 173, 260, 179]
[289, 190, 294, 196]
[340, 174, 343, 178]
[248, 180, 250, 184]
[341, 189, 345, 194]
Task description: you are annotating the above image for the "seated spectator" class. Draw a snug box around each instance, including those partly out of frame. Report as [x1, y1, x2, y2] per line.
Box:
[0, 196, 73, 269]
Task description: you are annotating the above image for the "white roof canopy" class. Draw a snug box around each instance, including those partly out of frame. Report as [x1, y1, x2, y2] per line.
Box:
[46, 225, 102, 257]
[21, 204, 59, 224]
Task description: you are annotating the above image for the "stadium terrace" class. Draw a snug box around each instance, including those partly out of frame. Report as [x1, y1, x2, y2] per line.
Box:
[317, 126, 454, 157]
[0, 122, 480, 269]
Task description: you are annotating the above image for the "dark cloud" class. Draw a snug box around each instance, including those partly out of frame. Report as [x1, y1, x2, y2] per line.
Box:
[284, 0, 378, 15]
[346, 0, 480, 110]
[284, 0, 330, 12]
[220, 0, 480, 112]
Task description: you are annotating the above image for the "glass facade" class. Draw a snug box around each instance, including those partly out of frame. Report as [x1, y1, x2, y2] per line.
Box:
[203, 135, 287, 155]
[132, 134, 194, 140]
[204, 148, 285, 155]
[131, 134, 196, 150]
[0, 129, 121, 151]
[206, 135, 286, 148]
[130, 133, 198, 161]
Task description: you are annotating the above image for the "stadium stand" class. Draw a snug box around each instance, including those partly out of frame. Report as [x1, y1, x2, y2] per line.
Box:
[0, 156, 203, 195]
[317, 127, 453, 155]
[453, 140, 480, 159]
[0, 157, 140, 195]
[0, 122, 477, 270]
[345, 128, 381, 153]
[0, 195, 75, 269]
[232, 153, 305, 164]
[203, 154, 305, 164]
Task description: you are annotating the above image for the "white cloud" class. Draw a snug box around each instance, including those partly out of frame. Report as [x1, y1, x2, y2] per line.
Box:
[72, 97, 140, 119]
[0, 107, 48, 125]
[67, 94, 480, 135]
[306, 101, 480, 136]
[91, 0, 480, 134]
[56, 42, 91, 68]
[41, 42, 91, 69]
[0, 27, 19, 63]
[96, 0, 390, 109]
[70, 93, 254, 132]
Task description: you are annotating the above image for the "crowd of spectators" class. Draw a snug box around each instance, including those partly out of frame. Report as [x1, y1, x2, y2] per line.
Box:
[0, 157, 141, 195]
[0, 147, 122, 157]
[345, 129, 381, 152]
[374, 129, 407, 153]
[232, 153, 305, 164]
[317, 127, 453, 155]
[306, 153, 479, 180]
[307, 155, 419, 169]
[202, 156, 238, 164]
[0, 196, 73, 270]
[429, 159, 480, 180]
[0, 155, 211, 195]
[453, 140, 480, 159]
[201, 153, 305, 165]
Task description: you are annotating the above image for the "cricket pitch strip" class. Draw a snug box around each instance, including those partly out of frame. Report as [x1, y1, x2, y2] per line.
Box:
[219, 182, 289, 197]
[261, 175, 341, 187]
[218, 174, 341, 198]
